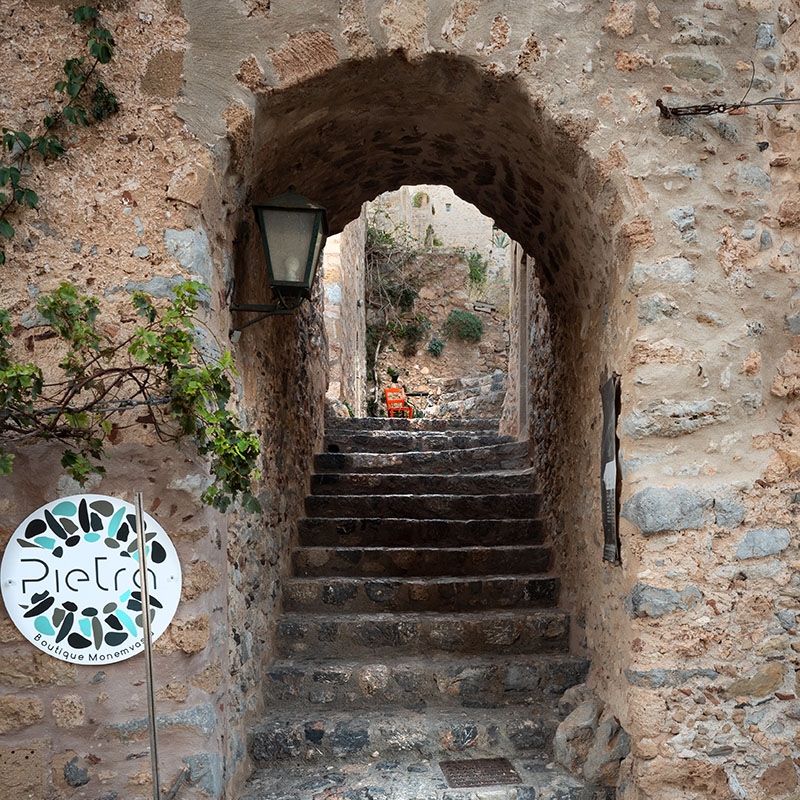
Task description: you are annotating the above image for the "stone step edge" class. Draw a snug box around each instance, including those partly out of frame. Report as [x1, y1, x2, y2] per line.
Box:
[306, 493, 542, 501]
[278, 608, 570, 623]
[293, 544, 551, 554]
[285, 574, 558, 586]
[266, 652, 589, 669]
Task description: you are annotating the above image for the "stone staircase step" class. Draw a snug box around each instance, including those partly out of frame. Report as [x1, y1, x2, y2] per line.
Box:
[292, 545, 551, 577]
[242, 757, 613, 800]
[325, 417, 501, 432]
[311, 471, 536, 496]
[263, 653, 589, 710]
[298, 517, 546, 548]
[276, 610, 571, 658]
[305, 493, 541, 520]
[248, 706, 562, 766]
[315, 441, 529, 474]
[283, 575, 559, 613]
[325, 430, 514, 454]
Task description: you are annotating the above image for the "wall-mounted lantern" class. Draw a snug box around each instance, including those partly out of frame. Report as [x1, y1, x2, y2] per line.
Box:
[230, 186, 328, 338]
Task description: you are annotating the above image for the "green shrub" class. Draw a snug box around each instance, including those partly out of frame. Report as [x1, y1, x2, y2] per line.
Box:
[443, 309, 483, 342]
[427, 336, 445, 357]
[466, 248, 488, 289]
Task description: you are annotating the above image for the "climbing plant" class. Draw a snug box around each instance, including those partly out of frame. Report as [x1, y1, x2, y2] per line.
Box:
[0, 5, 119, 266]
[0, 282, 262, 514]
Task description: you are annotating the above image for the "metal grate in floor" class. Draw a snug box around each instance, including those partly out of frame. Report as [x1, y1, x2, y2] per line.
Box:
[439, 757, 523, 788]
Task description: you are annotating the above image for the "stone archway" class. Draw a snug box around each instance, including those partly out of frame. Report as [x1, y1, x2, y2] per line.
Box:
[219, 45, 638, 795]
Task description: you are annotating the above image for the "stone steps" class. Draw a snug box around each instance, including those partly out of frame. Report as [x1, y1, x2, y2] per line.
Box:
[325, 430, 515, 454]
[305, 493, 541, 520]
[263, 653, 590, 710]
[298, 517, 546, 547]
[276, 609, 571, 658]
[326, 417, 501, 432]
[283, 575, 559, 614]
[248, 706, 561, 766]
[314, 441, 529, 473]
[292, 545, 551, 577]
[242, 757, 613, 800]
[249, 417, 587, 799]
[310, 471, 536, 495]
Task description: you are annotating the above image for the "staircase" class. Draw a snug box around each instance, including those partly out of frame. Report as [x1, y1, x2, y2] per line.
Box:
[242, 418, 609, 800]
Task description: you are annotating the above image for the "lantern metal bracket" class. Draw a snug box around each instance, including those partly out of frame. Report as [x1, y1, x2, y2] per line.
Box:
[229, 296, 307, 339]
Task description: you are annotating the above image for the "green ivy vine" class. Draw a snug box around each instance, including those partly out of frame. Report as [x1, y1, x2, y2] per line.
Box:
[0, 282, 262, 514]
[0, 5, 119, 265]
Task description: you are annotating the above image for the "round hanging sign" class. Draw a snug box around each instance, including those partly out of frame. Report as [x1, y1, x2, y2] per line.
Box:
[0, 494, 181, 665]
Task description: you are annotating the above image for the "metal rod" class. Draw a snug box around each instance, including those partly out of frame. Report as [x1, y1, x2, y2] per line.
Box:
[135, 492, 162, 800]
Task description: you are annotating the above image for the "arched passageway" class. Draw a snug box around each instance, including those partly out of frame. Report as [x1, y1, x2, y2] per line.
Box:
[228, 49, 636, 792]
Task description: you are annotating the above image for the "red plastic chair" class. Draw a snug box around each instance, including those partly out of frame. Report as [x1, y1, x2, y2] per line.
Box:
[385, 387, 414, 418]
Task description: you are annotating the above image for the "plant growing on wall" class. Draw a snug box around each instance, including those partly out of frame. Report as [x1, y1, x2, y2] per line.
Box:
[0, 6, 119, 266]
[0, 282, 262, 513]
[443, 309, 483, 342]
[466, 248, 488, 290]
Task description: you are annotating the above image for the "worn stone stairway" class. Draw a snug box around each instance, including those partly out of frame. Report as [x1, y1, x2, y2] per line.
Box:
[242, 418, 610, 800]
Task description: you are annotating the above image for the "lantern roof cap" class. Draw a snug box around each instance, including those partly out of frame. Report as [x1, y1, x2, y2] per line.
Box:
[255, 185, 326, 212]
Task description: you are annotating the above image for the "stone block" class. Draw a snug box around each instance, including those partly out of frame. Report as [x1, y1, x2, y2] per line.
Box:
[554, 697, 603, 773]
[583, 714, 631, 785]
[163, 227, 212, 284]
[183, 753, 224, 797]
[0, 741, 49, 800]
[665, 54, 723, 81]
[622, 487, 711, 534]
[0, 695, 44, 734]
[723, 662, 787, 699]
[0, 651, 76, 688]
[735, 528, 791, 559]
[714, 496, 746, 528]
[621, 399, 729, 438]
[628, 583, 702, 618]
[52, 695, 86, 728]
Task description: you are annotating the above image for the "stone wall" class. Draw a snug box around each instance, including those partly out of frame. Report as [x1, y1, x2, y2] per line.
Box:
[0, 3, 327, 799]
[2, 0, 800, 798]
[322, 210, 367, 417]
[369, 185, 513, 278]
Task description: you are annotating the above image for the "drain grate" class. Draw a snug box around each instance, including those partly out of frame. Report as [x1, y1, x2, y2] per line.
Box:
[439, 757, 523, 788]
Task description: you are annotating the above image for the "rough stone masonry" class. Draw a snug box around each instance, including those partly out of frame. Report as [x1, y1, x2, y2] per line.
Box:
[0, 1, 799, 799]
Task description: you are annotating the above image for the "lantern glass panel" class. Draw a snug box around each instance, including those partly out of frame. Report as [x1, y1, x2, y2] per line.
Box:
[260, 208, 317, 285]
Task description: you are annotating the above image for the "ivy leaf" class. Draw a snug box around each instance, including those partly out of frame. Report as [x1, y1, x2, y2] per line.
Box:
[24, 189, 38, 209]
[0, 219, 14, 239]
[72, 5, 99, 24]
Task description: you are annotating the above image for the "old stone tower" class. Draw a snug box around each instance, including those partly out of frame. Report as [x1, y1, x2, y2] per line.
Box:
[1, 1, 799, 799]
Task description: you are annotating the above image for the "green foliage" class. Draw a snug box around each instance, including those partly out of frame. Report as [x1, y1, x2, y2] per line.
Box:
[466, 248, 488, 290]
[0, 282, 261, 514]
[386, 366, 400, 382]
[412, 191, 428, 208]
[0, 6, 119, 266]
[432, 237, 443, 247]
[427, 336, 445, 357]
[443, 309, 483, 342]
[390, 315, 430, 357]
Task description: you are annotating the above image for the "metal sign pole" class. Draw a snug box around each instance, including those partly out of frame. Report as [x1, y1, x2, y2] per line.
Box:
[135, 492, 162, 800]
